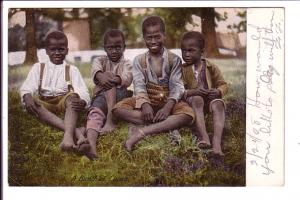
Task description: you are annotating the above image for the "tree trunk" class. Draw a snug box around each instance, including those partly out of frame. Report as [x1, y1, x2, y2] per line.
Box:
[24, 9, 38, 65]
[200, 8, 220, 58]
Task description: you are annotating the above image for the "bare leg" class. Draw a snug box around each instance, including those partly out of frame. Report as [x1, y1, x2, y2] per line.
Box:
[113, 108, 145, 125]
[85, 129, 99, 159]
[211, 101, 225, 156]
[59, 95, 80, 151]
[34, 105, 86, 145]
[125, 114, 192, 151]
[84, 107, 106, 158]
[100, 87, 117, 133]
[190, 96, 211, 148]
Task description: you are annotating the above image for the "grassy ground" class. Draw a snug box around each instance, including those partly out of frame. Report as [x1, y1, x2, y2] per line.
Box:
[8, 59, 246, 186]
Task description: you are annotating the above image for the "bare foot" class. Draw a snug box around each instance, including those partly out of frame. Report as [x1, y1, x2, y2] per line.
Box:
[191, 129, 211, 149]
[99, 122, 117, 135]
[59, 140, 76, 151]
[85, 146, 98, 160]
[212, 139, 224, 156]
[197, 140, 211, 149]
[124, 126, 145, 151]
[77, 143, 92, 157]
[76, 127, 88, 146]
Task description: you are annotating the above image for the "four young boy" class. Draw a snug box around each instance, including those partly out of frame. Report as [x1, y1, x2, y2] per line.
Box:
[20, 16, 228, 160]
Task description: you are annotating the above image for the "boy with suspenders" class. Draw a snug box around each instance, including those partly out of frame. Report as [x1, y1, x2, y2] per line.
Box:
[20, 30, 90, 152]
[113, 16, 195, 151]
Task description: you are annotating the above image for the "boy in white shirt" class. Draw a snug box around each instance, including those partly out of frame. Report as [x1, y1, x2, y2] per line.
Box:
[20, 30, 90, 152]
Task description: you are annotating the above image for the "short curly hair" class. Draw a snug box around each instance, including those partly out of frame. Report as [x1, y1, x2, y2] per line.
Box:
[45, 30, 68, 47]
[142, 16, 165, 35]
[181, 31, 205, 50]
[103, 29, 125, 46]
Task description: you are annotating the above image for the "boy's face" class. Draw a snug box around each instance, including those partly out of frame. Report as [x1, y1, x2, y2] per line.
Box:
[181, 38, 202, 65]
[104, 36, 125, 62]
[143, 25, 165, 55]
[46, 38, 68, 65]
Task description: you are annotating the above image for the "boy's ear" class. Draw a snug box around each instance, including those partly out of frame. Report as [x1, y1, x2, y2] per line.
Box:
[45, 47, 50, 55]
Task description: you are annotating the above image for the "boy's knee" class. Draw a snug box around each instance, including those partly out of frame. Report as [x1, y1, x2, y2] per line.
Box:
[191, 96, 204, 108]
[112, 108, 121, 117]
[211, 101, 225, 113]
[86, 107, 106, 132]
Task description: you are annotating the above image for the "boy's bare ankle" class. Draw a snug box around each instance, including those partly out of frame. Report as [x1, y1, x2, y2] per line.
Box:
[100, 122, 117, 134]
[59, 141, 76, 151]
[125, 126, 145, 151]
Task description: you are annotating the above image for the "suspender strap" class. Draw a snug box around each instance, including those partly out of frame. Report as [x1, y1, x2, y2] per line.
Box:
[139, 50, 174, 70]
[139, 50, 175, 83]
[38, 63, 45, 95]
[65, 64, 74, 92]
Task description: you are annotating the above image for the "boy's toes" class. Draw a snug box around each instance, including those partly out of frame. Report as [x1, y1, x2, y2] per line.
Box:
[78, 143, 91, 154]
[59, 142, 76, 151]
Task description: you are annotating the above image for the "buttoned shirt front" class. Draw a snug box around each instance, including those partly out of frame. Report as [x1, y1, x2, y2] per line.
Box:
[20, 61, 90, 106]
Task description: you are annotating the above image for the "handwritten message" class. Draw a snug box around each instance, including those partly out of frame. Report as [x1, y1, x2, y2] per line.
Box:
[247, 8, 284, 185]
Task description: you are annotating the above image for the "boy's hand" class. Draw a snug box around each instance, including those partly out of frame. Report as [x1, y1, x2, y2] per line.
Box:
[96, 71, 116, 90]
[141, 102, 154, 123]
[23, 94, 40, 117]
[70, 98, 86, 111]
[208, 89, 221, 100]
[153, 99, 175, 122]
[196, 88, 209, 97]
[111, 76, 121, 85]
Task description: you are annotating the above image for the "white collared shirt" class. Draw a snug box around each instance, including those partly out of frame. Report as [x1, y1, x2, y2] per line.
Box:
[20, 60, 90, 106]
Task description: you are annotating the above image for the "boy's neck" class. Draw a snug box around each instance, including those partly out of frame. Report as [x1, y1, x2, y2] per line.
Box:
[109, 55, 123, 64]
[194, 59, 202, 69]
[49, 60, 65, 66]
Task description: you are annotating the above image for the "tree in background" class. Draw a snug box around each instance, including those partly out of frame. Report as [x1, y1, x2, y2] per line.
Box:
[24, 9, 38, 65]
[155, 8, 228, 57]
[8, 7, 246, 65]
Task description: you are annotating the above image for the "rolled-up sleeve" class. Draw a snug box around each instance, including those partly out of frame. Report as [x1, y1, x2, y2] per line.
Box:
[118, 60, 133, 88]
[91, 56, 106, 85]
[19, 63, 40, 102]
[132, 56, 150, 108]
[168, 55, 184, 102]
[70, 66, 91, 107]
[211, 64, 229, 97]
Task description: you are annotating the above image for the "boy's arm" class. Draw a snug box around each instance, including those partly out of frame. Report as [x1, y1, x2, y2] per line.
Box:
[210, 63, 229, 97]
[168, 55, 185, 102]
[70, 66, 91, 108]
[116, 60, 133, 88]
[91, 56, 106, 85]
[20, 63, 40, 103]
[183, 88, 208, 99]
[132, 56, 151, 109]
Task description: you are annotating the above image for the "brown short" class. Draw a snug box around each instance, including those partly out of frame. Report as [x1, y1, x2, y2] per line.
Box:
[35, 92, 77, 114]
[113, 97, 195, 122]
[186, 96, 226, 113]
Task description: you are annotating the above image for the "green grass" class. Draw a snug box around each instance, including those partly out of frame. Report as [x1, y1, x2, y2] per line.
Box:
[8, 59, 246, 186]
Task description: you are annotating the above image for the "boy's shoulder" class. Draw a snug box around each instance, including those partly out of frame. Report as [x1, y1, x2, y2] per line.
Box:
[202, 58, 218, 69]
[93, 55, 109, 63]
